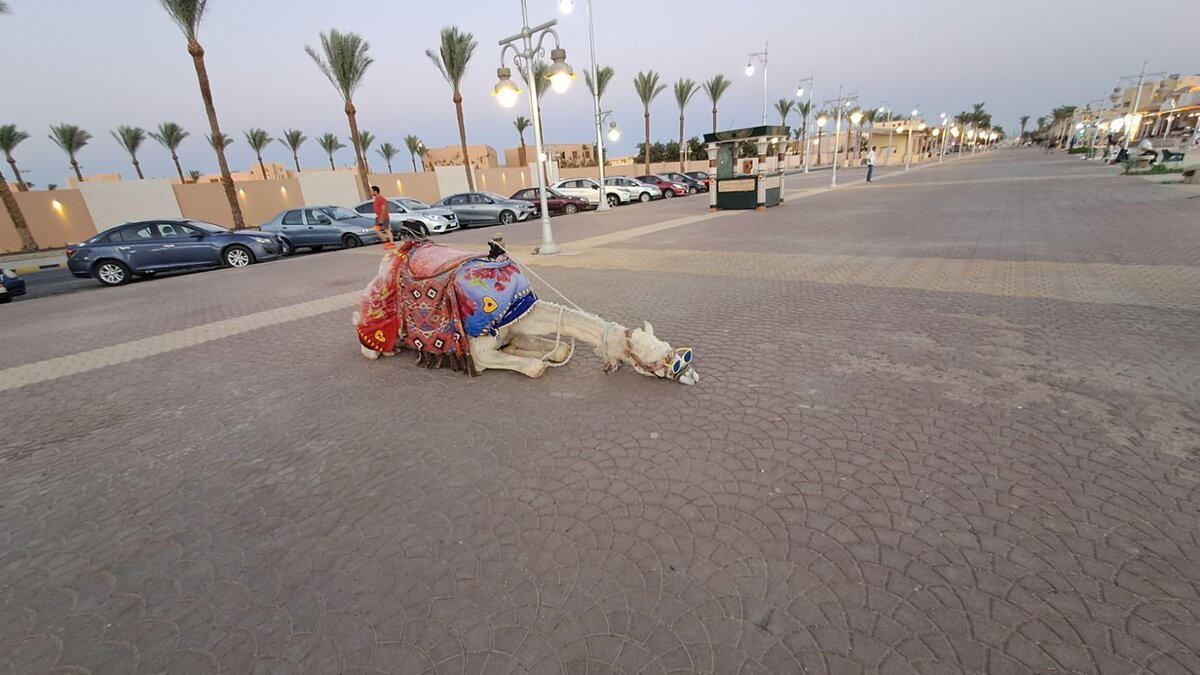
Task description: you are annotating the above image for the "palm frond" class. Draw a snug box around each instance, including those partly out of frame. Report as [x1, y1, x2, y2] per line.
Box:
[520, 61, 550, 100]
[0, 124, 31, 155]
[514, 116, 531, 133]
[49, 124, 92, 154]
[306, 29, 373, 101]
[403, 135, 423, 155]
[774, 98, 795, 125]
[377, 142, 399, 161]
[317, 132, 345, 155]
[281, 129, 307, 153]
[426, 26, 477, 90]
[357, 130, 375, 152]
[674, 78, 698, 112]
[244, 128, 273, 153]
[702, 74, 732, 105]
[149, 122, 189, 151]
[206, 132, 234, 150]
[157, 0, 206, 39]
[111, 126, 147, 157]
[584, 65, 615, 100]
[634, 71, 666, 111]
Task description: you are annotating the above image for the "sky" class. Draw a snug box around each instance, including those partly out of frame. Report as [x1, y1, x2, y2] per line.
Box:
[2, 0, 1198, 187]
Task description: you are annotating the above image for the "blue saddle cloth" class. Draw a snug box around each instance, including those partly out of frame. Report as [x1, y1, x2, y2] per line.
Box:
[455, 259, 537, 337]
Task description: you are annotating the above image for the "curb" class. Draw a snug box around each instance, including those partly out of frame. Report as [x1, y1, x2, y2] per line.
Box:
[9, 262, 67, 275]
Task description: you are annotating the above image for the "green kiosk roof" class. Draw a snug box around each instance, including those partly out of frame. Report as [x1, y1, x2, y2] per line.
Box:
[702, 125, 791, 144]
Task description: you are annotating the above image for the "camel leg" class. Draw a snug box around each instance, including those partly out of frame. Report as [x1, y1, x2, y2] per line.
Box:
[501, 335, 573, 363]
[470, 337, 548, 378]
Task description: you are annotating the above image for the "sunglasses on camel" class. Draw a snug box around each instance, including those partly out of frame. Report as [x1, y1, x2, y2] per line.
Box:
[670, 347, 693, 377]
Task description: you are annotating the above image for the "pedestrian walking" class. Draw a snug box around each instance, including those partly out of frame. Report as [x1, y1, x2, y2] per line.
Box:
[371, 185, 394, 247]
[866, 147, 877, 182]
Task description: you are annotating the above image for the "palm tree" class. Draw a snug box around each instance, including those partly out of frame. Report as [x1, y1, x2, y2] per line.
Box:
[0, 2, 8, 12]
[0, 124, 31, 191]
[207, 132, 234, 151]
[244, 128, 273, 179]
[306, 29, 374, 196]
[634, 71, 666, 173]
[280, 129, 306, 172]
[674, 79, 698, 170]
[584, 65, 614, 102]
[796, 100, 812, 164]
[149, 122, 189, 183]
[775, 98, 795, 127]
[376, 142, 399, 173]
[317, 132, 345, 170]
[158, 0, 245, 228]
[357, 130, 375, 173]
[0, 172, 37, 251]
[1018, 115, 1030, 141]
[403, 135, 423, 172]
[1036, 116, 1048, 133]
[702, 74, 732, 133]
[514, 116, 531, 167]
[426, 26, 478, 190]
[111, 126, 147, 179]
[49, 124, 91, 182]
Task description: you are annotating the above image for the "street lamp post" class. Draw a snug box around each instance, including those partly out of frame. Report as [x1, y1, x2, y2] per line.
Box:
[1114, 62, 1167, 153]
[815, 113, 828, 168]
[820, 87, 857, 188]
[902, 107, 919, 170]
[796, 74, 814, 173]
[562, 0, 614, 211]
[937, 113, 948, 162]
[493, 0, 576, 255]
[745, 43, 769, 126]
[878, 102, 893, 165]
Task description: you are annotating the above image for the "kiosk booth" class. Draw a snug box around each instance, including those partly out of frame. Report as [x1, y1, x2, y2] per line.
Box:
[702, 125, 790, 210]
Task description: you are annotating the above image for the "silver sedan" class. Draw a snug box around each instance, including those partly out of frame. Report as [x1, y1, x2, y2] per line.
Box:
[434, 192, 537, 227]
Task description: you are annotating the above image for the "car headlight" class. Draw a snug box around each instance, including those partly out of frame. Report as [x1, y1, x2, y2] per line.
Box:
[360, 228, 375, 234]
[428, 214, 447, 222]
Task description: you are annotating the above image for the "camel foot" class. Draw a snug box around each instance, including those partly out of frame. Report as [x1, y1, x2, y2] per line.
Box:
[361, 345, 381, 360]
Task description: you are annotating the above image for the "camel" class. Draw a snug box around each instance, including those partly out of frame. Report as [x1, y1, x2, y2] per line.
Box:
[354, 241, 699, 385]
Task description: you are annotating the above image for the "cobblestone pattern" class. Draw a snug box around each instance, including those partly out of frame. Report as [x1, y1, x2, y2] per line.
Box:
[2, 152, 1198, 673]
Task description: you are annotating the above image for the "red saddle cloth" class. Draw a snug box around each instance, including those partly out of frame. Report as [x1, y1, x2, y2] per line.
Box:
[355, 242, 476, 370]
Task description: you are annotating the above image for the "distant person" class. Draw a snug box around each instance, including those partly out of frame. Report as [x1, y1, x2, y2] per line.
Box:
[866, 146, 877, 182]
[371, 185, 394, 246]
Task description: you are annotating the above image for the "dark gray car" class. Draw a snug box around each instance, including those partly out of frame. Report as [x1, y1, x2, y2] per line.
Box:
[259, 206, 382, 254]
[433, 192, 537, 227]
[67, 219, 282, 287]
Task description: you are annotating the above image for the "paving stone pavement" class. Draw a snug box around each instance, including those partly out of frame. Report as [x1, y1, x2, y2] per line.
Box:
[2, 151, 1199, 673]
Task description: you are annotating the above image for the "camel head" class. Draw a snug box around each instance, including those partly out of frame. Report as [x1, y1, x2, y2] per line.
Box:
[623, 322, 700, 386]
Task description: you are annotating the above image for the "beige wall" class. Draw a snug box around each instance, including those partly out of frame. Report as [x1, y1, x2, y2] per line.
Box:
[0, 189, 98, 252]
[234, 178, 305, 226]
[474, 167, 533, 197]
[369, 172, 441, 205]
[174, 183, 236, 228]
[424, 144, 499, 169]
[78, 178, 183, 233]
[296, 171, 362, 208]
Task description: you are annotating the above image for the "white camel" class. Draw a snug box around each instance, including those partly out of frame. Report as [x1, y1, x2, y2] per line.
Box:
[361, 301, 699, 385]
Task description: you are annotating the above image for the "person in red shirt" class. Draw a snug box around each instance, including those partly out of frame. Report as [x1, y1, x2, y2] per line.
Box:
[371, 185, 394, 247]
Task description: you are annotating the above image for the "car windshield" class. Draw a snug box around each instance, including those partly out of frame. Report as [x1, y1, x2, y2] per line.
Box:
[482, 192, 508, 202]
[545, 189, 565, 198]
[398, 198, 430, 209]
[185, 220, 229, 234]
[320, 206, 361, 220]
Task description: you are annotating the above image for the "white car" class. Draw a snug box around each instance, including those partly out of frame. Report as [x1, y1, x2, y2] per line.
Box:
[353, 197, 460, 235]
[604, 176, 662, 203]
[550, 178, 632, 208]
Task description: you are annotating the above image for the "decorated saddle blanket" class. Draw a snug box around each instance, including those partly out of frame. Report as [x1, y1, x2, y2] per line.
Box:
[355, 242, 537, 362]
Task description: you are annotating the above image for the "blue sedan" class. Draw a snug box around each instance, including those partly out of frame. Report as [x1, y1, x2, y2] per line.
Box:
[258, 206, 382, 255]
[67, 219, 283, 286]
[0, 268, 27, 304]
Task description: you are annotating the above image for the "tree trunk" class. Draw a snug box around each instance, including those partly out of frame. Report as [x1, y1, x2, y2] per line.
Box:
[409, 153, 417, 173]
[386, 159, 393, 173]
[171, 153, 185, 183]
[518, 134, 527, 167]
[1, 172, 39, 252]
[188, 39, 245, 229]
[712, 106, 717, 133]
[293, 153, 301, 172]
[132, 158, 144, 180]
[800, 118, 808, 166]
[644, 111, 651, 174]
[71, 158, 83, 182]
[258, 156, 267, 180]
[344, 100, 370, 197]
[679, 114, 686, 171]
[453, 91, 474, 190]
[6, 156, 28, 191]
[328, 154, 336, 171]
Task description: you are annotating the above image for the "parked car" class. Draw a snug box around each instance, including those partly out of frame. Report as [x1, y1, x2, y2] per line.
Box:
[352, 197, 459, 236]
[634, 175, 687, 198]
[684, 171, 712, 190]
[549, 178, 632, 208]
[66, 219, 282, 287]
[0, 268, 27, 303]
[434, 192, 537, 227]
[260, 206, 381, 254]
[660, 171, 709, 193]
[509, 187, 591, 215]
[603, 176, 663, 202]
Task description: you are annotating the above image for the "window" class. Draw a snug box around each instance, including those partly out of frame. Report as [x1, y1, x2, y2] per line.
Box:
[387, 202, 407, 214]
[470, 194, 492, 204]
[155, 222, 194, 239]
[304, 208, 332, 224]
[116, 225, 157, 242]
[282, 210, 303, 225]
[354, 204, 372, 214]
[449, 195, 470, 206]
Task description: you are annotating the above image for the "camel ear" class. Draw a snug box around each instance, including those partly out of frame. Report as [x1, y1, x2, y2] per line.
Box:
[643, 321, 655, 336]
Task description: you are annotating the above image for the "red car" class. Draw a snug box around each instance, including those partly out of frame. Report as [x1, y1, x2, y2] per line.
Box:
[509, 187, 591, 215]
[635, 175, 688, 197]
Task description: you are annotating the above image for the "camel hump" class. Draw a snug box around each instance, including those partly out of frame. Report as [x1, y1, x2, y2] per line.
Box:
[406, 243, 479, 279]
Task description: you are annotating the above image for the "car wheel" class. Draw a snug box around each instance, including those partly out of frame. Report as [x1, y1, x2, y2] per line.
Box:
[0, 295, 11, 304]
[341, 234, 362, 249]
[224, 245, 254, 268]
[663, 190, 675, 199]
[563, 203, 579, 215]
[279, 238, 295, 256]
[688, 185, 698, 194]
[606, 194, 620, 208]
[499, 210, 516, 225]
[639, 192, 651, 203]
[94, 260, 130, 286]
